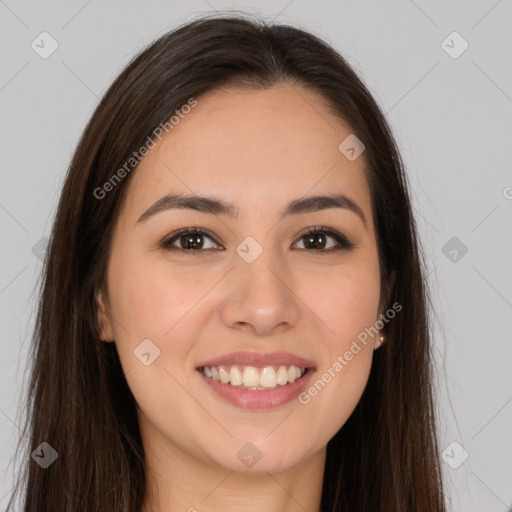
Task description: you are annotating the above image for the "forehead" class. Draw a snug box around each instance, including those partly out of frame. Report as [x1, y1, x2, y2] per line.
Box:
[121, 82, 372, 226]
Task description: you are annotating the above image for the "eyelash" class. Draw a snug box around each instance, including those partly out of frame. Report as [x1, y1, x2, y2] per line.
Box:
[160, 225, 355, 255]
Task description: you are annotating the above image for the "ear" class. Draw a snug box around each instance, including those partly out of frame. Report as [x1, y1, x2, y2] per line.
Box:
[375, 270, 397, 350]
[96, 288, 114, 342]
[379, 269, 397, 318]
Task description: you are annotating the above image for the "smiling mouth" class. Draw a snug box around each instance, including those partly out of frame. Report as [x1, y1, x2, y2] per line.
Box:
[197, 364, 310, 390]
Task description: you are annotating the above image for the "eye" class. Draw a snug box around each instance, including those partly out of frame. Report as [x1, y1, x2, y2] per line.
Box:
[160, 225, 355, 255]
[161, 227, 221, 253]
[292, 226, 355, 252]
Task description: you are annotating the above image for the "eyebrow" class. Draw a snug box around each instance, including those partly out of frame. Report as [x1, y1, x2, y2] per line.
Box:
[137, 193, 367, 228]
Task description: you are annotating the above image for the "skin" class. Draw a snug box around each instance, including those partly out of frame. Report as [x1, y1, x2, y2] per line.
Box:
[97, 82, 388, 512]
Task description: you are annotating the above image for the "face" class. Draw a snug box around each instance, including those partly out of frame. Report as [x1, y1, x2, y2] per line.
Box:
[97, 82, 384, 475]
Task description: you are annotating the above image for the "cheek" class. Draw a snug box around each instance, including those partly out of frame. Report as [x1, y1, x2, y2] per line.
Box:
[108, 253, 205, 339]
[298, 264, 378, 440]
[304, 255, 381, 346]
[299, 252, 380, 410]
[106, 254, 208, 424]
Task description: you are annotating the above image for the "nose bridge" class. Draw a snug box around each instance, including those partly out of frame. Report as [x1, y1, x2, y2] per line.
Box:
[220, 234, 300, 334]
[236, 234, 289, 301]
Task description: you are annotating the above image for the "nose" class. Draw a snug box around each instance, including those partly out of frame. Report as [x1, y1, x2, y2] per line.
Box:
[219, 244, 301, 336]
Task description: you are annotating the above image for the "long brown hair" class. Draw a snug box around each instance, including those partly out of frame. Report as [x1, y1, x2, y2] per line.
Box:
[6, 12, 447, 512]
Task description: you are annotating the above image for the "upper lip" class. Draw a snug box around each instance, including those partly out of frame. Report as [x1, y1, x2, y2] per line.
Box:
[196, 351, 316, 369]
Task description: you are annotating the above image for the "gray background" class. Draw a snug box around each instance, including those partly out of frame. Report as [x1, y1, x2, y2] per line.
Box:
[1, 1, 511, 510]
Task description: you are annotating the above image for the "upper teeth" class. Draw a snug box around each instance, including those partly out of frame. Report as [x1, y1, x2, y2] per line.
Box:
[202, 365, 306, 389]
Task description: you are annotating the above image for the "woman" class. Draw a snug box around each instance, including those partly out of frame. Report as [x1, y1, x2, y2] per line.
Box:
[6, 12, 447, 512]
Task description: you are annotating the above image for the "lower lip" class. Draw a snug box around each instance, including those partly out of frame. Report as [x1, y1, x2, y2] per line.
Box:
[197, 368, 316, 410]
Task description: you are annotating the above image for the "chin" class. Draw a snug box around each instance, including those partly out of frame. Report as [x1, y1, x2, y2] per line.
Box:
[207, 436, 311, 474]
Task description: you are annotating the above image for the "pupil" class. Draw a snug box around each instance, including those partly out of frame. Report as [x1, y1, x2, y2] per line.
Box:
[305, 233, 326, 249]
[181, 234, 203, 250]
